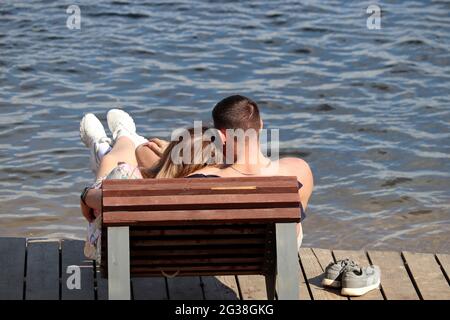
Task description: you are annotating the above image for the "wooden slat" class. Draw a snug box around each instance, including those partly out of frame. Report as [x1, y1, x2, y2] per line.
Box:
[298, 248, 346, 300]
[201, 276, 240, 300]
[311, 248, 335, 271]
[132, 237, 265, 247]
[103, 208, 300, 226]
[102, 254, 265, 273]
[102, 176, 297, 189]
[132, 256, 264, 265]
[100, 270, 170, 295]
[103, 179, 296, 190]
[132, 277, 168, 300]
[167, 277, 203, 299]
[0, 238, 26, 300]
[332, 250, 384, 300]
[298, 256, 311, 300]
[25, 240, 60, 300]
[126, 270, 260, 277]
[96, 269, 109, 300]
[103, 183, 297, 197]
[402, 251, 450, 300]
[130, 247, 265, 257]
[104, 188, 297, 197]
[61, 240, 95, 300]
[131, 227, 266, 236]
[367, 251, 419, 300]
[131, 265, 261, 273]
[95, 261, 115, 301]
[436, 254, 450, 283]
[103, 193, 299, 211]
[237, 275, 268, 300]
[308, 248, 341, 299]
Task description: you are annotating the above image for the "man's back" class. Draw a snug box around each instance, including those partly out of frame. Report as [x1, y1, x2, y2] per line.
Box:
[193, 157, 313, 212]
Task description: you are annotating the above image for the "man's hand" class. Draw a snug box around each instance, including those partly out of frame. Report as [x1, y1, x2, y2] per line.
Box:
[136, 137, 169, 168]
[80, 198, 96, 222]
[80, 188, 102, 222]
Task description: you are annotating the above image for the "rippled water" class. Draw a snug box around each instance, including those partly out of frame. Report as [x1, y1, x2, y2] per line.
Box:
[0, 0, 449, 253]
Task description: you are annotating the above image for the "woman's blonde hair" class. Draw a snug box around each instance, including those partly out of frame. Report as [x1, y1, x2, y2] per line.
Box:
[141, 127, 221, 179]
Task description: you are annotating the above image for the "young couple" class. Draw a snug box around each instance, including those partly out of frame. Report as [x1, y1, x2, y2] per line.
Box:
[79, 95, 313, 261]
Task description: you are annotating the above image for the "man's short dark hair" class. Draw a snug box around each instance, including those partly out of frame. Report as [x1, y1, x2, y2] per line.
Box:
[212, 95, 261, 131]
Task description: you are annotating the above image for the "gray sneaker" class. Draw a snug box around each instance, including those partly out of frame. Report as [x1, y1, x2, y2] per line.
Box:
[341, 265, 381, 296]
[322, 259, 359, 288]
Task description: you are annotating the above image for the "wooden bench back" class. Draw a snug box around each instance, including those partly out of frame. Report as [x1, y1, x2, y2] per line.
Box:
[101, 176, 300, 277]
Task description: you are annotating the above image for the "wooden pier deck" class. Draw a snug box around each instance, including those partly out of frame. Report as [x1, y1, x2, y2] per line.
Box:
[0, 237, 449, 300]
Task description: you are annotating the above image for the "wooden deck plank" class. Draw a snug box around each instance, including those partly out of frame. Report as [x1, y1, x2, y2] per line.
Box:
[2, 236, 447, 301]
[167, 277, 203, 300]
[95, 268, 109, 300]
[403, 251, 450, 300]
[298, 248, 346, 300]
[332, 250, 384, 300]
[132, 277, 168, 300]
[367, 251, 419, 300]
[61, 240, 95, 300]
[298, 255, 311, 300]
[310, 247, 342, 300]
[311, 248, 335, 270]
[25, 240, 60, 300]
[435, 254, 450, 283]
[237, 275, 268, 300]
[0, 238, 26, 300]
[201, 276, 240, 300]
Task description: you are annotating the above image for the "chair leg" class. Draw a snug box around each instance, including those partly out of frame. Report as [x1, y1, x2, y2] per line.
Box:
[275, 223, 300, 300]
[265, 272, 276, 300]
[107, 226, 131, 300]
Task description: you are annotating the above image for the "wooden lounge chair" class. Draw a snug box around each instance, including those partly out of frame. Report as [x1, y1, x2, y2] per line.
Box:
[100, 176, 301, 300]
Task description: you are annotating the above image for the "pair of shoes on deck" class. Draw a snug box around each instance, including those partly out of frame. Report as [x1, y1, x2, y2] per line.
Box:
[321, 259, 381, 297]
[80, 109, 147, 172]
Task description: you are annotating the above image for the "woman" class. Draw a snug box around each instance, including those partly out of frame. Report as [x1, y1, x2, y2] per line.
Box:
[79, 109, 220, 260]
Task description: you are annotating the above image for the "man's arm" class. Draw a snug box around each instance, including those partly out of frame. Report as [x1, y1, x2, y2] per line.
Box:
[81, 188, 102, 222]
[296, 159, 314, 210]
[281, 158, 314, 211]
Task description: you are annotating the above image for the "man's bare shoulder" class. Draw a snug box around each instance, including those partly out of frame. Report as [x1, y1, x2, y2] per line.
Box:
[277, 157, 314, 209]
[278, 157, 314, 203]
[278, 157, 312, 176]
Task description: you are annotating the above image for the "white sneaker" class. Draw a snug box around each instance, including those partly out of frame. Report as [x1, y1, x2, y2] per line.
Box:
[107, 109, 136, 140]
[80, 113, 112, 172]
[107, 108, 147, 148]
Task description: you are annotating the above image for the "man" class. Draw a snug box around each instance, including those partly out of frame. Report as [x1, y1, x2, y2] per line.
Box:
[136, 95, 314, 247]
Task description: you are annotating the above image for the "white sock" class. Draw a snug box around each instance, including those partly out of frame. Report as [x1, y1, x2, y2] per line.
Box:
[96, 141, 112, 161]
[90, 139, 111, 174]
[132, 134, 148, 148]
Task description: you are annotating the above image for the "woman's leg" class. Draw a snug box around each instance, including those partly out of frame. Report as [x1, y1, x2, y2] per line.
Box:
[96, 136, 138, 179]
